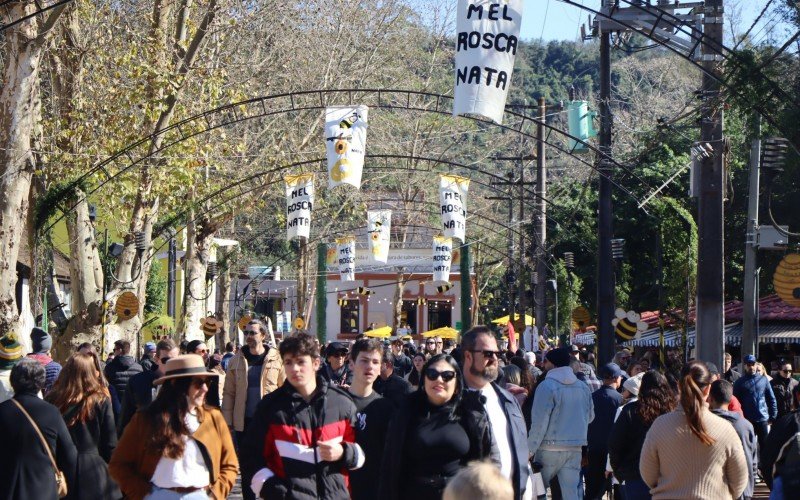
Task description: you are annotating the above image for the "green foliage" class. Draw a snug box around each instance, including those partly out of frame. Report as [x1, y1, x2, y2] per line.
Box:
[144, 258, 166, 315]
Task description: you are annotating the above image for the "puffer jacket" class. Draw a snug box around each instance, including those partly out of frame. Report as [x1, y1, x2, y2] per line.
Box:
[221, 345, 285, 432]
[733, 373, 777, 423]
[527, 366, 594, 454]
[103, 355, 142, 404]
[241, 376, 362, 500]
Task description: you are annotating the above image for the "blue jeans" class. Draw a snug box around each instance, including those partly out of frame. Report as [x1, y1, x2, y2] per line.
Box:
[538, 449, 584, 500]
[623, 479, 651, 500]
[769, 476, 784, 500]
[144, 486, 209, 499]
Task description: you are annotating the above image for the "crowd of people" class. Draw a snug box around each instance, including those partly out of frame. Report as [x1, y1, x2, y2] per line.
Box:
[0, 321, 799, 500]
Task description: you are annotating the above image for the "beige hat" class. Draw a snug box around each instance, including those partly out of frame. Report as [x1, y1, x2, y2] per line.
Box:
[154, 354, 219, 385]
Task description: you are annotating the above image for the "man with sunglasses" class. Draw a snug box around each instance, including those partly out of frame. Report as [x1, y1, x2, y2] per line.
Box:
[222, 320, 285, 500]
[117, 338, 178, 434]
[771, 361, 798, 419]
[462, 326, 533, 500]
[320, 341, 354, 388]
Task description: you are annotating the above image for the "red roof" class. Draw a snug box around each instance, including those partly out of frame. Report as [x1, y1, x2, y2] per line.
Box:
[637, 294, 800, 328]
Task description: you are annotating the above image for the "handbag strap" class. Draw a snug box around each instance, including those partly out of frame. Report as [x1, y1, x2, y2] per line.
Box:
[11, 399, 59, 472]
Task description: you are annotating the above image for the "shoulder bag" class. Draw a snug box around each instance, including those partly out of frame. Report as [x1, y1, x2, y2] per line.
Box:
[11, 399, 68, 498]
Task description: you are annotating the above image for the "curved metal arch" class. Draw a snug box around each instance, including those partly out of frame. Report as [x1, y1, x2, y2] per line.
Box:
[42, 88, 655, 233]
[0, 0, 73, 32]
[560, 0, 800, 150]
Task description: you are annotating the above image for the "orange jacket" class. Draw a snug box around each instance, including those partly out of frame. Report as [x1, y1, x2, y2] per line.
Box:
[109, 406, 238, 500]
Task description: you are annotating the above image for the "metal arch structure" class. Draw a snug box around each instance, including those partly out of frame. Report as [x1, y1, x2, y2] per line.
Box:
[561, 0, 800, 150]
[0, 0, 73, 32]
[40, 88, 657, 234]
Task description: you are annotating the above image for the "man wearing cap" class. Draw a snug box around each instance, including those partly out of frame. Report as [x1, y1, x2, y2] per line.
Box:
[734, 354, 778, 451]
[528, 347, 594, 499]
[570, 345, 602, 392]
[585, 363, 623, 500]
[139, 341, 157, 372]
[118, 338, 179, 434]
[320, 341, 353, 388]
[0, 334, 23, 403]
[27, 326, 62, 395]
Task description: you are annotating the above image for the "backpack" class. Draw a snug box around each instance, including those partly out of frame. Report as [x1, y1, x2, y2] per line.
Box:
[774, 432, 800, 497]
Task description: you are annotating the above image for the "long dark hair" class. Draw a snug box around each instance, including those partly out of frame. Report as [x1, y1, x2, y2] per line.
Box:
[145, 377, 195, 458]
[417, 353, 463, 421]
[47, 353, 109, 426]
[679, 360, 715, 446]
[637, 371, 676, 426]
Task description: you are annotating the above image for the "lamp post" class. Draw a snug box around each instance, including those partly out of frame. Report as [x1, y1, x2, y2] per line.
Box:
[547, 278, 559, 345]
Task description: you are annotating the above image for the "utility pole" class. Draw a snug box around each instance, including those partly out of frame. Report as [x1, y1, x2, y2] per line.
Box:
[597, 27, 615, 365]
[534, 97, 547, 345]
[695, 0, 725, 367]
[742, 114, 761, 360]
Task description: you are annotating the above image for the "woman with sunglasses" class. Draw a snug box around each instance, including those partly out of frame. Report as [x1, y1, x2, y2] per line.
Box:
[379, 354, 495, 500]
[110, 355, 238, 499]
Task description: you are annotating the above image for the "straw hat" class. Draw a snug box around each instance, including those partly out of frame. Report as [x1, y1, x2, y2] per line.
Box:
[154, 354, 219, 385]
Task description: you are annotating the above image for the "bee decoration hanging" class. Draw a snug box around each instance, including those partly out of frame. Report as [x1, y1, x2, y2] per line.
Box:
[416, 297, 427, 306]
[611, 308, 648, 342]
[436, 282, 453, 294]
[356, 287, 374, 296]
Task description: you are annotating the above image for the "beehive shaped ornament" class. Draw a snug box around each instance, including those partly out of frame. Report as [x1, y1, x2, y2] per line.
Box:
[572, 306, 591, 332]
[773, 253, 800, 306]
[115, 292, 140, 321]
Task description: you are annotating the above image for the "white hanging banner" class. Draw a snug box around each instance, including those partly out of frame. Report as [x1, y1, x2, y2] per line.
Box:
[367, 210, 392, 263]
[432, 236, 453, 284]
[453, 0, 524, 124]
[336, 237, 356, 281]
[284, 173, 314, 240]
[439, 174, 470, 242]
[325, 105, 369, 189]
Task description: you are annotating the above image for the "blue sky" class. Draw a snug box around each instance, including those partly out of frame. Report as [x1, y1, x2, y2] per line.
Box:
[519, 1, 791, 43]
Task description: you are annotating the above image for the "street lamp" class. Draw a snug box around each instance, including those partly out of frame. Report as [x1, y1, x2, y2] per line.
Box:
[761, 137, 797, 237]
[547, 278, 558, 342]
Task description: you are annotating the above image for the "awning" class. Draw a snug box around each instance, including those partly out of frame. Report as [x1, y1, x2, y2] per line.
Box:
[725, 323, 800, 344]
[365, 326, 392, 338]
[625, 323, 742, 347]
[422, 327, 459, 339]
[491, 314, 534, 326]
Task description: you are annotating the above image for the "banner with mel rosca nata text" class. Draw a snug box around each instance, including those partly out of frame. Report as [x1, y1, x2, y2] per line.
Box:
[432, 236, 453, 284]
[325, 105, 369, 189]
[284, 173, 314, 240]
[367, 210, 391, 264]
[336, 236, 356, 281]
[453, 0, 523, 124]
[439, 174, 470, 242]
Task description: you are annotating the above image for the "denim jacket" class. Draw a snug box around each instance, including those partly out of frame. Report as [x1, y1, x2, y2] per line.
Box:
[527, 366, 594, 454]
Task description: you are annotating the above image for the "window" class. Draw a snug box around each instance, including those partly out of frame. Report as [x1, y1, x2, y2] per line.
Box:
[427, 301, 452, 330]
[57, 282, 72, 317]
[400, 300, 418, 334]
[340, 299, 360, 334]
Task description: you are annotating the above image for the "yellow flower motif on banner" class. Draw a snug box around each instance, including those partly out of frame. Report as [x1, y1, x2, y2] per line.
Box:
[331, 158, 352, 182]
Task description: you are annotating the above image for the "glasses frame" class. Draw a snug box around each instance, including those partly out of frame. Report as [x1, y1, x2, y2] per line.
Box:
[424, 368, 456, 382]
[468, 349, 500, 359]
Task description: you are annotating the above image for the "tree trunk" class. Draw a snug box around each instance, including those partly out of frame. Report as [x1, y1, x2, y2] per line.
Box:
[217, 247, 233, 347]
[180, 214, 215, 342]
[393, 270, 405, 330]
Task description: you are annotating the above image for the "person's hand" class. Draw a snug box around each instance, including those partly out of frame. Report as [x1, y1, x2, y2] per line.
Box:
[340, 384, 350, 390]
[317, 439, 344, 462]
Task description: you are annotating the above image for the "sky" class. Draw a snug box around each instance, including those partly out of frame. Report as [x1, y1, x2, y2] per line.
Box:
[519, 1, 793, 44]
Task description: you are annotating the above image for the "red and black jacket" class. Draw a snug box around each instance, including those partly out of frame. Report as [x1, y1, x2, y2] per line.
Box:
[242, 375, 363, 500]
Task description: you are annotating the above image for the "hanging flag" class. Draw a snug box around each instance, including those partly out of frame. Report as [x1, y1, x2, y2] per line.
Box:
[432, 236, 453, 284]
[453, 0, 524, 124]
[285, 173, 314, 240]
[439, 175, 470, 242]
[336, 237, 356, 281]
[325, 105, 369, 189]
[367, 210, 391, 263]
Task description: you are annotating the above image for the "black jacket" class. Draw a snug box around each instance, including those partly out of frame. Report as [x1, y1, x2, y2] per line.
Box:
[117, 369, 157, 435]
[104, 355, 143, 405]
[378, 390, 494, 500]
[373, 374, 413, 408]
[0, 393, 78, 500]
[608, 401, 649, 483]
[771, 376, 799, 419]
[64, 398, 122, 500]
[393, 354, 413, 378]
[487, 382, 532, 500]
[319, 362, 353, 388]
[587, 385, 623, 452]
[761, 409, 800, 488]
[139, 355, 156, 373]
[242, 376, 362, 500]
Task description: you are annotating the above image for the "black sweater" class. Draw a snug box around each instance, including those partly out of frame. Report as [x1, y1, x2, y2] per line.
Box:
[608, 401, 650, 483]
[348, 391, 393, 500]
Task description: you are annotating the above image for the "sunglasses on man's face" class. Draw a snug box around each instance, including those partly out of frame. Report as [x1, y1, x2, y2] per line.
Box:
[244, 330, 259, 336]
[425, 368, 456, 382]
[160, 357, 172, 365]
[469, 349, 500, 359]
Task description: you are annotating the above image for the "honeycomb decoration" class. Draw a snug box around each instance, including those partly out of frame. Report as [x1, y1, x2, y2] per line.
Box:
[773, 253, 800, 306]
[115, 292, 140, 321]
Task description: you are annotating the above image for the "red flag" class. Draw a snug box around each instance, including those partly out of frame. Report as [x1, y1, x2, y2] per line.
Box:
[507, 321, 516, 350]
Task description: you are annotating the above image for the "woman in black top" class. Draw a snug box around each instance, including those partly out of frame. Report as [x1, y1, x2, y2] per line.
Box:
[608, 371, 675, 500]
[408, 353, 427, 389]
[379, 354, 495, 500]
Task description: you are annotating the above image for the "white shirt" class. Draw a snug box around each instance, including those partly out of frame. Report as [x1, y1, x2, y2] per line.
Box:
[151, 411, 210, 489]
[481, 385, 513, 479]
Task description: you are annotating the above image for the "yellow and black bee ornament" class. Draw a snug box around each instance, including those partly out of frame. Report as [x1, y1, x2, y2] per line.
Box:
[773, 253, 800, 307]
[612, 308, 648, 342]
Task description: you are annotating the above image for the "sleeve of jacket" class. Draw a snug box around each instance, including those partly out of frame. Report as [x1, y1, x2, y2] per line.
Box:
[99, 398, 118, 463]
[117, 378, 137, 435]
[638, 423, 661, 489]
[378, 405, 405, 500]
[725, 429, 749, 499]
[608, 406, 631, 476]
[109, 413, 154, 500]
[55, 413, 79, 493]
[527, 382, 555, 456]
[765, 379, 778, 421]
[759, 414, 796, 487]
[221, 358, 237, 427]
[209, 410, 239, 500]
